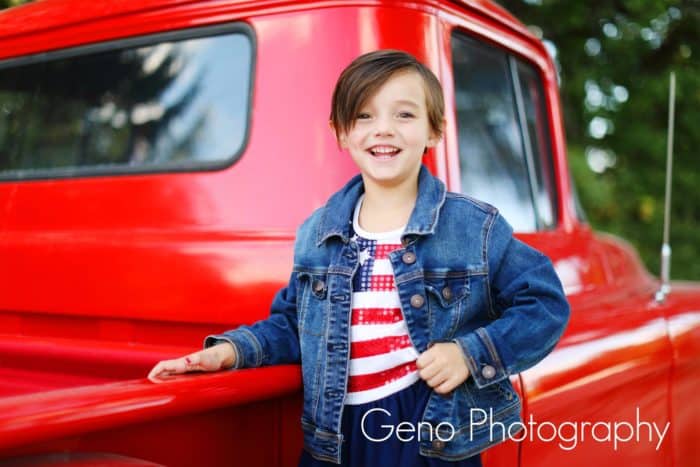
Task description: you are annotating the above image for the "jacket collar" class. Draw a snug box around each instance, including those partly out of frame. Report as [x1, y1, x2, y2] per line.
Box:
[316, 164, 447, 246]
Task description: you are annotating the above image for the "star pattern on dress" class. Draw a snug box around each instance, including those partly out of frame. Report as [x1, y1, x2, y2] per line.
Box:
[358, 248, 371, 266]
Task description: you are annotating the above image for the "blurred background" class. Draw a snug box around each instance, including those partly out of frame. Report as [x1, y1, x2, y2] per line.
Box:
[1, 0, 697, 279]
[496, 0, 699, 280]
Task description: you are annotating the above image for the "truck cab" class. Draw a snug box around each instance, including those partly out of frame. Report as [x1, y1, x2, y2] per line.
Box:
[0, 0, 698, 465]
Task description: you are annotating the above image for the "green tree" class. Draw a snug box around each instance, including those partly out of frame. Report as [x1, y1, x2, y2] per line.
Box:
[498, 0, 700, 280]
[0, 0, 28, 8]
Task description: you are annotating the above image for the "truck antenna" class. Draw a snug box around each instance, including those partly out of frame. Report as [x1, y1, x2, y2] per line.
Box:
[654, 71, 676, 304]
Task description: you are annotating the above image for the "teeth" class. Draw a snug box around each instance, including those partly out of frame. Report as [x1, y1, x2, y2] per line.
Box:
[372, 147, 399, 154]
[370, 147, 400, 157]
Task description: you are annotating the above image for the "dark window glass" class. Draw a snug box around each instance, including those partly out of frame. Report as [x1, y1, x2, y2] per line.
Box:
[0, 28, 252, 180]
[516, 60, 557, 228]
[451, 32, 558, 231]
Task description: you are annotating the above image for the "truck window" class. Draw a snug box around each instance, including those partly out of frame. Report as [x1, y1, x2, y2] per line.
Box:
[451, 32, 557, 231]
[0, 25, 252, 181]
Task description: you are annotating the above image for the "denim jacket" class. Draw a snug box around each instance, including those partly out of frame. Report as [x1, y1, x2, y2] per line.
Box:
[205, 165, 570, 463]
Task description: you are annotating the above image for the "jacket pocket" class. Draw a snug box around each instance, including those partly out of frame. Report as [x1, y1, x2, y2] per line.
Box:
[297, 270, 328, 336]
[424, 274, 471, 339]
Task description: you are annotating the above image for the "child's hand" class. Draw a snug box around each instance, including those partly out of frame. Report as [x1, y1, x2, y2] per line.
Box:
[416, 342, 470, 395]
[147, 342, 236, 382]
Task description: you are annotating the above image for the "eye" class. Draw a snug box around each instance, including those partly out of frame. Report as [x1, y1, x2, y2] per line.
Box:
[356, 112, 371, 120]
[398, 112, 415, 119]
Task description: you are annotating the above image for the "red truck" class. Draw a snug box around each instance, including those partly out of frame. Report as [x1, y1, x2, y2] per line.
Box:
[0, 0, 698, 466]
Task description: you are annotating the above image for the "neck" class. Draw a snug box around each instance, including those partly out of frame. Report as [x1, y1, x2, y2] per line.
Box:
[358, 171, 419, 232]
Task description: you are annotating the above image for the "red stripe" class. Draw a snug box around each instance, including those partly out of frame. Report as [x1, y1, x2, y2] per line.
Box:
[351, 308, 403, 325]
[374, 244, 402, 259]
[369, 274, 395, 291]
[347, 362, 417, 393]
[350, 335, 413, 358]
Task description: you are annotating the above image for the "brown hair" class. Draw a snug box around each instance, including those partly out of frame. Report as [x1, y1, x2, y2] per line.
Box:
[330, 49, 445, 142]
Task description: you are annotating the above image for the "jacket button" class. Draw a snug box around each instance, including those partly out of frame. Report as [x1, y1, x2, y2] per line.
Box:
[441, 287, 452, 300]
[402, 252, 416, 264]
[410, 294, 425, 308]
[481, 365, 496, 379]
[312, 280, 325, 294]
[432, 439, 445, 451]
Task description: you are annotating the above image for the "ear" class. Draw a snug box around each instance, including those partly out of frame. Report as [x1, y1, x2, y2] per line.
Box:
[426, 132, 441, 149]
[426, 119, 446, 148]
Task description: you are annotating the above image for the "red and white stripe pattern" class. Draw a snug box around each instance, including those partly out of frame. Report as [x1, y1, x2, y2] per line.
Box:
[345, 196, 419, 405]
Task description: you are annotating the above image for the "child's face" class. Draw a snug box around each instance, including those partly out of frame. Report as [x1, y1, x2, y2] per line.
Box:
[337, 71, 440, 189]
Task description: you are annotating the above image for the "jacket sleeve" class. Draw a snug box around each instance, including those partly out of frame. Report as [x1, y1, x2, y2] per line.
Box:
[203, 270, 301, 369]
[453, 212, 570, 388]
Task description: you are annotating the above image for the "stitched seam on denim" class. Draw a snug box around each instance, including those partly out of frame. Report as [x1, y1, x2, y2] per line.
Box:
[338, 248, 360, 427]
[476, 327, 504, 373]
[425, 283, 469, 307]
[327, 265, 354, 275]
[427, 293, 436, 341]
[295, 265, 330, 274]
[454, 338, 479, 382]
[394, 269, 424, 284]
[310, 296, 329, 421]
[424, 270, 485, 279]
[483, 211, 497, 319]
[447, 300, 461, 338]
[298, 275, 311, 336]
[238, 327, 263, 367]
[427, 178, 447, 234]
[306, 451, 339, 464]
[316, 206, 330, 246]
[444, 191, 496, 216]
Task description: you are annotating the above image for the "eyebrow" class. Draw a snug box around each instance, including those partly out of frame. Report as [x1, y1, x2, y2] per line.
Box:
[394, 99, 420, 108]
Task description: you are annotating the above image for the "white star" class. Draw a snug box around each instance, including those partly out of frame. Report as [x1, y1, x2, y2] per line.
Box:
[358, 248, 371, 266]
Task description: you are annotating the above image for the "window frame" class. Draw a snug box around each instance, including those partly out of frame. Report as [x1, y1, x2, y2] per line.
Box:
[449, 28, 559, 231]
[0, 22, 256, 182]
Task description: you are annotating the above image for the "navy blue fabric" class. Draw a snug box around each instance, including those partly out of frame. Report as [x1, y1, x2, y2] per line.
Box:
[298, 380, 483, 467]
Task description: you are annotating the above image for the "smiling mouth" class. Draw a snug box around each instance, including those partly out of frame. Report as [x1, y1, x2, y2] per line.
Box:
[368, 147, 402, 160]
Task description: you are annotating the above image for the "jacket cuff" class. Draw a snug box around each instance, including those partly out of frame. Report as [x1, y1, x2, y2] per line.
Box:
[453, 327, 508, 388]
[203, 327, 263, 369]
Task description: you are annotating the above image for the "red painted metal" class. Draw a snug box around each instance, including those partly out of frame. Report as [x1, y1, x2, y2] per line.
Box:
[0, 0, 698, 466]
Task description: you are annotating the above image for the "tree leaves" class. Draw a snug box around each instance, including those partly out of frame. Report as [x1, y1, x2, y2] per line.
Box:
[499, 0, 699, 279]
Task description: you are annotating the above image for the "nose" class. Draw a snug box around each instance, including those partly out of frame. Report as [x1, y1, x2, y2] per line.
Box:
[373, 115, 394, 136]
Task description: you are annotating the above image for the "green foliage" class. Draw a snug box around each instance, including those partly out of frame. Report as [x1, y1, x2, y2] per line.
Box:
[0, 0, 30, 8]
[499, 0, 700, 280]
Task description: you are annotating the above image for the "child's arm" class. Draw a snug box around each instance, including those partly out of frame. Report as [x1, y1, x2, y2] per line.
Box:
[147, 342, 237, 381]
[453, 212, 571, 389]
[147, 271, 300, 380]
[201, 269, 302, 369]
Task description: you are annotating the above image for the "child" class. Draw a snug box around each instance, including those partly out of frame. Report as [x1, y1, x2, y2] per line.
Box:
[148, 50, 570, 466]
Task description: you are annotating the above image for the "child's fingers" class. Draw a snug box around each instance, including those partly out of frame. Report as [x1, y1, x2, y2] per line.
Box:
[147, 361, 169, 381]
[147, 358, 187, 381]
[434, 377, 458, 395]
[427, 369, 449, 389]
[416, 349, 436, 369]
[418, 361, 441, 382]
